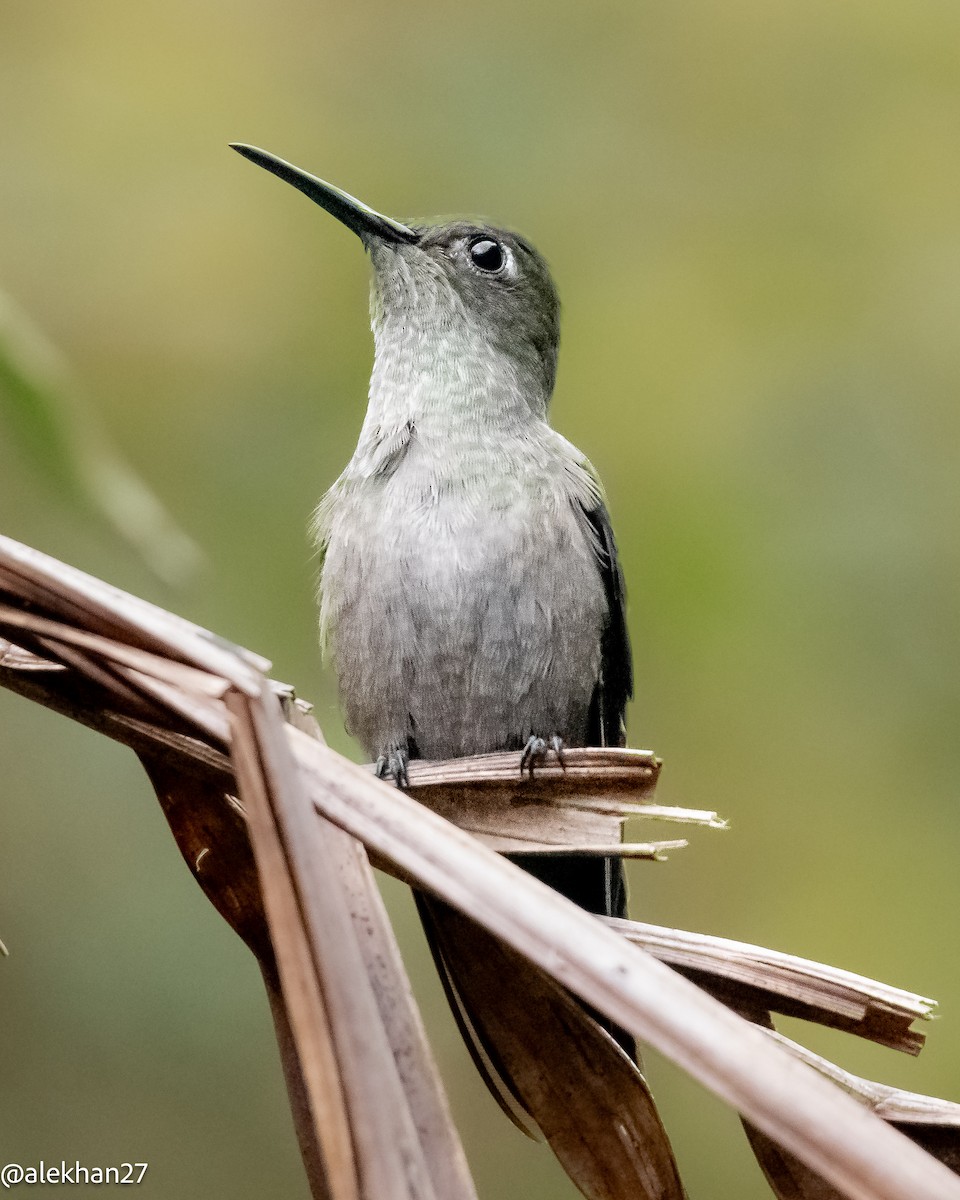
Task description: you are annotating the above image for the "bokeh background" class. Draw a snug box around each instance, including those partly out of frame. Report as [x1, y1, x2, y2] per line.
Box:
[2, 2, 960, 1196]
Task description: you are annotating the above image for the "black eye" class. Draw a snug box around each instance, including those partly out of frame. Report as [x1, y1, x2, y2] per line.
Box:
[469, 237, 505, 272]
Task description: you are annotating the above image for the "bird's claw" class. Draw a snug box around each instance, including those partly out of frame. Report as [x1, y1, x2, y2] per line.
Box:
[520, 734, 566, 779]
[520, 735, 546, 776]
[376, 745, 410, 789]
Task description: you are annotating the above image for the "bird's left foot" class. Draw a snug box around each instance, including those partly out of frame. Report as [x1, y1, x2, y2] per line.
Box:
[520, 734, 566, 779]
[375, 744, 410, 789]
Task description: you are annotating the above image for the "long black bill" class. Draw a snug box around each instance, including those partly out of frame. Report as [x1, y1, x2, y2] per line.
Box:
[230, 143, 419, 245]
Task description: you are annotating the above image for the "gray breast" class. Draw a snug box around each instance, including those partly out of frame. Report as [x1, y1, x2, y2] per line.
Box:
[318, 432, 607, 761]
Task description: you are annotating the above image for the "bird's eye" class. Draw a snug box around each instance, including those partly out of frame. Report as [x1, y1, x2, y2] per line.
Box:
[469, 237, 505, 273]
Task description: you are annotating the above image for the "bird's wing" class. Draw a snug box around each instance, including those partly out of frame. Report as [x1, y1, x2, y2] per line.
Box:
[579, 492, 633, 749]
[551, 435, 633, 748]
[530, 468, 634, 976]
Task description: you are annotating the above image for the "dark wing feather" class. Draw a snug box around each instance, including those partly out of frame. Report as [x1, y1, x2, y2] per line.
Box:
[582, 496, 633, 929]
[582, 498, 633, 749]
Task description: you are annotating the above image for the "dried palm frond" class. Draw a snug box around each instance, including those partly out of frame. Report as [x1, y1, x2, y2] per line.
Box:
[1, 532, 960, 1200]
[609, 920, 935, 1054]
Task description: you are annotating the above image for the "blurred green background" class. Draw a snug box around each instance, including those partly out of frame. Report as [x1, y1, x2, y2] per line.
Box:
[2, 2, 960, 1196]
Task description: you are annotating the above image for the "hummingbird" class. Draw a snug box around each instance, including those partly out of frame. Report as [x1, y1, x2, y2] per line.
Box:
[231, 144, 635, 1055]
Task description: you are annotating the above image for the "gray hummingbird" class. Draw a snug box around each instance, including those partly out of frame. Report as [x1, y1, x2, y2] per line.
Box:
[232, 143, 634, 1055]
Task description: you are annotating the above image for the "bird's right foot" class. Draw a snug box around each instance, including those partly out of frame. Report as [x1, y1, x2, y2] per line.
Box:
[520, 734, 566, 779]
[375, 744, 410, 789]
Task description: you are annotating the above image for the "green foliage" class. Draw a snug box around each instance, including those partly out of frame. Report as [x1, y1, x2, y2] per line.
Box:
[0, 290, 201, 586]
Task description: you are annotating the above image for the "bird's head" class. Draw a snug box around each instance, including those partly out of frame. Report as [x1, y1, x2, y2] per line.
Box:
[231, 144, 561, 411]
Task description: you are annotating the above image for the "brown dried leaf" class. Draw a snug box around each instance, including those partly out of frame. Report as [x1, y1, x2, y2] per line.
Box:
[408, 747, 663, 787]
[0, 605, 230, 696]
[227, 691, 360, 1200]
[610, 920, 933, 1054]
[228, 688, 473, 1200]
[0, 604, 236, 747]
[2, 533, 959, 1200]
[291, 732, 960, 1200]
[404, 748, 722, 853]
[336, 847, 477, 1200]
[0, 638, 235, 783]
[139, 757, 268, 959]
[746, 1104, 960, 1198]
[767, 1030, 960, 1130]
[745, 1122, 848, 1200]
[0, 639, 63, 671]
[0, 533, 267, 689]
[503, 840, 688, 858]
[140, 694, 475, 1200]
[744, 1025, 960, 1197]
[290, 700, 477, 1200]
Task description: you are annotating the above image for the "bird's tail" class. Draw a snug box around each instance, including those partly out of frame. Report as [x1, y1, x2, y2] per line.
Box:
[518, 852, 634, 1056]
[415, 880, 685, 1200]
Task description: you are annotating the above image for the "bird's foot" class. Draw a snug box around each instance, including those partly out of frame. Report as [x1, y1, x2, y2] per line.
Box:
[520, 734, 566, 779]
[375, 744, 410, 789]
